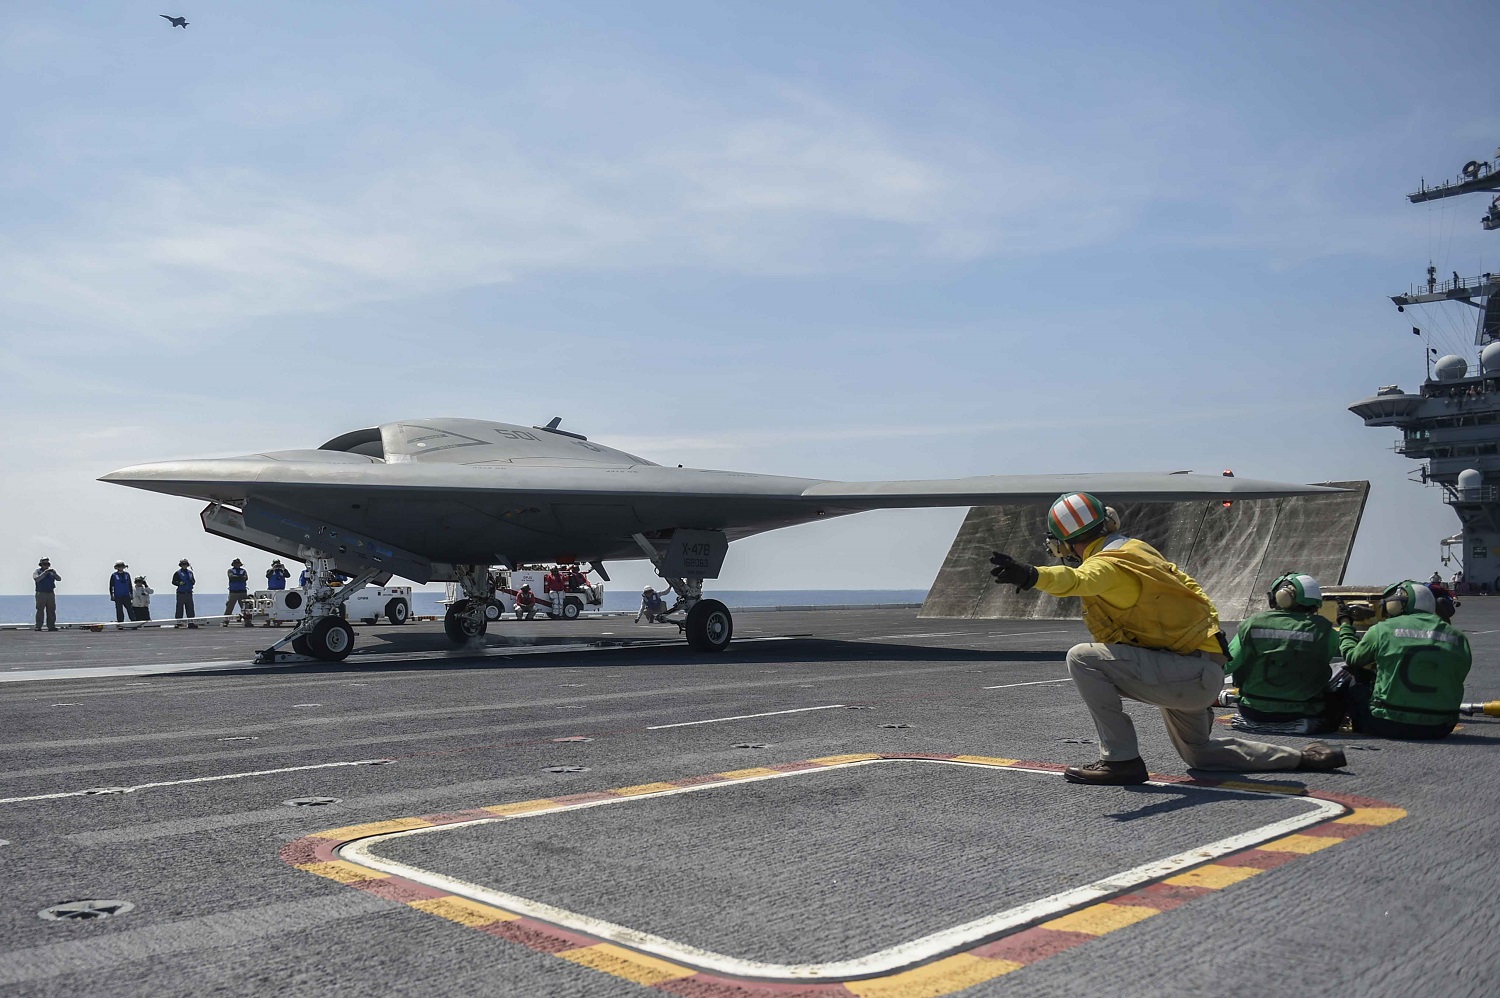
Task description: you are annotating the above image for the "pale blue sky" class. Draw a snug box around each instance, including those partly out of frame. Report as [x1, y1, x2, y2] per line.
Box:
[3, 1, 1498, 595]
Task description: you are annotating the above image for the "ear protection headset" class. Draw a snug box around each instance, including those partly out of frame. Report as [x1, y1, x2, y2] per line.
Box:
[1381, 581, 1436, 618]
[1268, 573, 1323, 610]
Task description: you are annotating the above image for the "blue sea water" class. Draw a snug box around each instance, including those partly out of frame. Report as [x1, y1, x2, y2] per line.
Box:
[0, 590, 927, 625]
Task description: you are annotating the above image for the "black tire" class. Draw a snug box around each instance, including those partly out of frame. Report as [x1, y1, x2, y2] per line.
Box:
[561, 597, 581, 620]
[385, 599, 409, 625]
[685, 599, 733, 652]
[308, 617, 355, 662]
[443, 599, 487, 644]
[291, 634, 312, 657]
[484, 599, 504, 622]
[361, 617, 378, 626]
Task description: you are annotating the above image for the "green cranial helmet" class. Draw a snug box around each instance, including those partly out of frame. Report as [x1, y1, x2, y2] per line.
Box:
[1381, 580, 1436, 618]
[1268, 573, 1323, 610]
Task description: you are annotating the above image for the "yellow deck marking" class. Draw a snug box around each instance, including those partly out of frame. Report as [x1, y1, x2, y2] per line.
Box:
[1166, 864, 1263, 889]
[297, 860, 384, 884]
[317, 818, 433, 840]
[1041, 902, 1158, 936]
[952, 755, 1020, 766]
[807, 753, 883, 766]
[845, 953, 1021, 998]
[482, 799, 556, 817]
[558, 943, 696, 985]
[1337, 807, 1406, 826]
[713, 767, 781, 780]
[1258, 834, 1340, 854]
[408, 895, 518, 926]
[612, 782, 681, 796]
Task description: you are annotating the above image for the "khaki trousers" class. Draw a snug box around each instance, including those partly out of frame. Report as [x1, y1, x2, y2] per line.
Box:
[1065, 642, 1303, 771]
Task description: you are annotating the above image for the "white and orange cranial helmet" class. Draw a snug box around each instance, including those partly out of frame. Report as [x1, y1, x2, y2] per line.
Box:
[1047, 493, 1109, 542]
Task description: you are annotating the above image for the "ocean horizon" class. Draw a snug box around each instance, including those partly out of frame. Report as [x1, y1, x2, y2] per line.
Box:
[1, 589, 928, 625]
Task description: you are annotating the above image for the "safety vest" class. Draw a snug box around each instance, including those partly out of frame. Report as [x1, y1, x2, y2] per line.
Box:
[1230, 610, 1337, 716]
[1346, 612, 1472, 726]
[1079, 538, 1219, 655]
[228, 567, 249, 593]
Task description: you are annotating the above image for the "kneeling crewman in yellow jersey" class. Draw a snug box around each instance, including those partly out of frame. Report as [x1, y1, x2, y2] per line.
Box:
[990, 493, 1346, 785]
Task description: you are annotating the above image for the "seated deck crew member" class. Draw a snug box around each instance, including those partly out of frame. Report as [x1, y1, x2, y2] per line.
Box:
[1227, 573, 1345, 734]
[1337, 581, 1472, 740]
[990, 493, 1345, 785]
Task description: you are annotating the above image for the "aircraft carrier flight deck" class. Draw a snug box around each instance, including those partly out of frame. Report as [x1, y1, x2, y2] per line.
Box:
[1, 606, 1497, 997]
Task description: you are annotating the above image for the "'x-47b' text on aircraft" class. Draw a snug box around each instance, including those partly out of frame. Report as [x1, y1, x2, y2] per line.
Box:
[101, 417, 1334, 662]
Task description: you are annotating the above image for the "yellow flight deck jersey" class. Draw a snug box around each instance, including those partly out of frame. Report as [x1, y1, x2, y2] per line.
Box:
[1033, 535, 1223, 656]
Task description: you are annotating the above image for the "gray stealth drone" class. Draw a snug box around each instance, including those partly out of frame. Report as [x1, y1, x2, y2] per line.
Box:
[102, 416, 1333, 661]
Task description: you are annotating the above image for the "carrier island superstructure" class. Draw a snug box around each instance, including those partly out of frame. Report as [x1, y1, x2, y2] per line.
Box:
[1350, 148, 1500, 585]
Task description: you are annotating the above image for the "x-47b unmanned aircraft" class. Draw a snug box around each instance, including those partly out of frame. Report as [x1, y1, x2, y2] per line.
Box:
[102, 417, 1332, 662]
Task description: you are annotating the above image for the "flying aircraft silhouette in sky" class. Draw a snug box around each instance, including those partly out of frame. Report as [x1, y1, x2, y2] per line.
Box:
[159, 14, 188, 28]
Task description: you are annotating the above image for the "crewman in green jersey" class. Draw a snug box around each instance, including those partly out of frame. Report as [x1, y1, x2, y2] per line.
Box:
[1337, 581, 1472, 740]
[1227, 573, 1345, 734]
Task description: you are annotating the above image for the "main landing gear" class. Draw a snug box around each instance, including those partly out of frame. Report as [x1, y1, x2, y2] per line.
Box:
[255, 556, 378, 664]
[632, 533, 734, 652]
[442, 565, 493, 646]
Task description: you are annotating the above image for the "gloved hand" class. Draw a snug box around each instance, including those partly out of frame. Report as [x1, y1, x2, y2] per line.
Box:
[989, 552, 1039, 592]
[1335, 600, 1355, 626]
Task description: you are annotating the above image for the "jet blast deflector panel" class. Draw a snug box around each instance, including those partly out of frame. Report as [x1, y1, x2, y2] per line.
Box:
[921, 482, 1369, 622]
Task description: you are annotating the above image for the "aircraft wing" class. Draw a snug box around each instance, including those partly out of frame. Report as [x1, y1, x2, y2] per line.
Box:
[798, 472, 1338, 509]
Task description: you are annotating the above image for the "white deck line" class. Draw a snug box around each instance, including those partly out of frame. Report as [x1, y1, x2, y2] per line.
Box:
[983, 679, 1074, 690]
[645, 704, 846, 729]
[0, 635, 797, 684]
[341, 758, 1344, 981]
[0, 758, 390, 805]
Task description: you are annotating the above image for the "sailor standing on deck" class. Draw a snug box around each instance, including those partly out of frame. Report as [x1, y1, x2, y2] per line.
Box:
[172, 559, 197, 627]
[33, 558, 60, 631]
[266, 560, 291, 591]
[224, 559, 252, 625]
[108, 561, 134, 627]
[989, 493, 1346, 784]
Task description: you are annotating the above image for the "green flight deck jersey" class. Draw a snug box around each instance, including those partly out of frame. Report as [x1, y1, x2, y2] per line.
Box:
[1228, 610, 1340, 717]
[1338, 612, 1472, 727]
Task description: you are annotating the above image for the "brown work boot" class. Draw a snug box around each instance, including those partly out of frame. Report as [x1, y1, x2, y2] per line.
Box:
[1063, 757, 1150, 785]
[1297, 743, 1347, 771]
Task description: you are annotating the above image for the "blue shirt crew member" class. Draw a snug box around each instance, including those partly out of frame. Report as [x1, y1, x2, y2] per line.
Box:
[109, 561, 134, 625]
[172, 559, 198, 627]
[266, 560, 291, 591]
[33, 558, 61, 631]
[224, 558, 253, 626]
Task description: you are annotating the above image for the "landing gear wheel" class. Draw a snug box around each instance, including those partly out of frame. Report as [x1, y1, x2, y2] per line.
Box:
[561, 597, 581, 621]
[308, 617, 355, 662]
[444, 599, 487, 644]
[685, 599, 733, 652]
[291, 634, 312, 657]
[385, 599, 409, 625]
[483, 599, 505, 622]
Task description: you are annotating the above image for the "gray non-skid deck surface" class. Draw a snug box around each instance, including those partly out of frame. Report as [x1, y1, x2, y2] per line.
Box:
[370, 760, 1314, 965]
[1, 604, 1498, 997]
